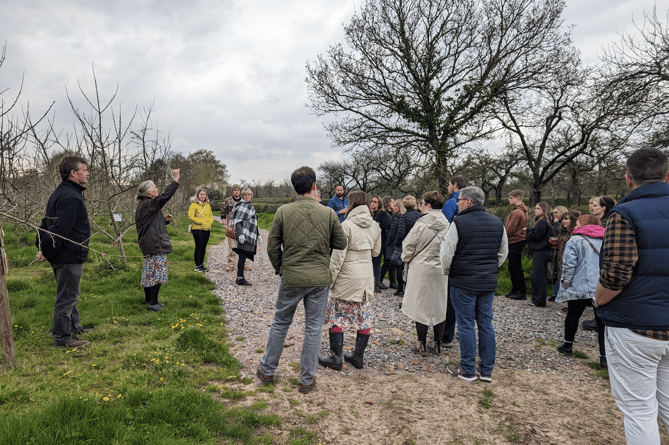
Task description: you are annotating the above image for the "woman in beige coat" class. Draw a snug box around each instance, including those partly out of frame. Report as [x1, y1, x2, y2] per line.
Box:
[401, 191, 450, 356]
[319, 191, 382, 371]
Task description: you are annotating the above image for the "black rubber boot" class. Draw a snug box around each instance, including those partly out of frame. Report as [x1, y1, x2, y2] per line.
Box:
[557, 341, 573, 356]
[344, 332, 370, 369]
[318, 330, 343, 370]
[600, 356, 608, 370]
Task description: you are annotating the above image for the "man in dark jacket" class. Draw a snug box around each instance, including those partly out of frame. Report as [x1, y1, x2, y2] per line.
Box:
[327, 185, 349, 223]
[258, 166, 347, 394]
[440, 186, 508, 382]
[35, 156, 92, 348]
[593, 148, 669, 444]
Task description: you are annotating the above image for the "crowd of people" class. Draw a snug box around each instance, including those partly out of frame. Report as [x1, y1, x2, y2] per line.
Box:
[35, 148, 669, 444]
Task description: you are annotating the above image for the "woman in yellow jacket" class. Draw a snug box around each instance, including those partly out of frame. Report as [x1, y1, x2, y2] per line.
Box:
[188, 189, 214, 272]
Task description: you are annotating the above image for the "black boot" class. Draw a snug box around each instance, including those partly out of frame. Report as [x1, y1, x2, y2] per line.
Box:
[344, 332, 370, 369]
[318, 330, 343, 370]
[557, 341, 573, 356]
[600, 356, 608, 370]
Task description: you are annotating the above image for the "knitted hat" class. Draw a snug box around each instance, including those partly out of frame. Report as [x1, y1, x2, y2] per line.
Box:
[231, 184, 241, 191]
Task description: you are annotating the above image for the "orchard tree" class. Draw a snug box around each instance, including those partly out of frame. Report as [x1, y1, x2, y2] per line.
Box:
[307, 0, 572, 190]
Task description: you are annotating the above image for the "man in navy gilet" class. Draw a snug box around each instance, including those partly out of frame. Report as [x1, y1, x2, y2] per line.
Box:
[440, 186, 508, 382]
[593, 147, 669, 445]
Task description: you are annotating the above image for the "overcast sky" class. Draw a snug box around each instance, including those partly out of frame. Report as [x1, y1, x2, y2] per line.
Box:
[0, 0, 663, 185]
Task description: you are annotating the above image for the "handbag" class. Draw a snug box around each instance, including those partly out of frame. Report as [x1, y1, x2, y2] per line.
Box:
[390, 247, 403, 266]
[226, 225, 237, 240]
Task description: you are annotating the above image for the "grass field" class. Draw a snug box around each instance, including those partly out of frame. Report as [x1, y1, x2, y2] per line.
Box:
[0, 213, 312, 445]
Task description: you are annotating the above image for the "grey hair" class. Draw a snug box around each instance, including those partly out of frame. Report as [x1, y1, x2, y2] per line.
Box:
[459, 186, 485, 206]
[138, 180, 155, 197]
[241, 187, 253, 198]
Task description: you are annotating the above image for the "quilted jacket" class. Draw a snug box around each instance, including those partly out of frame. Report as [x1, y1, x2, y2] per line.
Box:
[267, 196, 347, 287]
[188, 201, 214, 230]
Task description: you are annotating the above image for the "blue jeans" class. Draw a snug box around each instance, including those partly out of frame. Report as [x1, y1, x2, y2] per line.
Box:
[52, 263, 84, 344]
[449, 286, 496, 376]
[259, 281, 329, 385]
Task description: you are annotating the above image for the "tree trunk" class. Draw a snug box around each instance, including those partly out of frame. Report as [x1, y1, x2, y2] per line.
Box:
[0, 229, 16, 368]
[434, 149, 450, 194]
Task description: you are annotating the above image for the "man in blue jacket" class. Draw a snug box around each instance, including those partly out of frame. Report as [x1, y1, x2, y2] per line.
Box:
[35, 156, 92, 348]
[593, 147, 669, 445]
[327, 185, 349, 223]
[441, 175, 468, 223]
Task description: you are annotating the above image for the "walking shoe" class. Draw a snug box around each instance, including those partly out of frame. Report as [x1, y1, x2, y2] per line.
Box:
[504, 292, 517, 298]
[528, 300, 546, 307]
[374, 284, 380, 293]
[599, 356, 608, 370]
[147, 303, 163, 312]
[54, 338, 90, 348]
[389, 283, 398, 290]
[378, 282, 389, 290]
[411, 340, 428, 357]
[200, 266, 210, 272]
[394, 290, 404, 297]
[427, 340, 441, 355]
[508, 293, 527, 300]
[441, 341, 454, 349]
[256, 366, 274, 384]
[195, 265, 204, 272]
[446, 364, 476, 382]
[236, 277, 252, 286]
[557, 342, 573, 356]
[299, 376, 316, 394]
[476, 366, 492, 382]
[582, 318, 597, 331]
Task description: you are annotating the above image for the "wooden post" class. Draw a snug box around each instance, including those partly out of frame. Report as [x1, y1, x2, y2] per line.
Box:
[0, 226, 16, 368]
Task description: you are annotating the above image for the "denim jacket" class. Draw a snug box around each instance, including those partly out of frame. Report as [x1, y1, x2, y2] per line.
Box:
[556, 225, 605, 303]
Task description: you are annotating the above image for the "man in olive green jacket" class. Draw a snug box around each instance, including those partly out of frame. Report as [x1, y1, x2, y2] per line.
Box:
[258, 166, 346, 394]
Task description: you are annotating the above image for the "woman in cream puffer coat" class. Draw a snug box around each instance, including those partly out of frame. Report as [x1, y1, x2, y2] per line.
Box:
[319, 191, 382, 371]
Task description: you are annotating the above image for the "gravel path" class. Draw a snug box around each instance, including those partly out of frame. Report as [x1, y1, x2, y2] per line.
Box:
[207, 231, 601, 381]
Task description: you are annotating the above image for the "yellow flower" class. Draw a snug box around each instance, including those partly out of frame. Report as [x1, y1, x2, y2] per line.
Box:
[91, 364, 96, 367]
[118, 394, 122, 398]
[103, 397, 109, 402]
[63, 370, 73, 376]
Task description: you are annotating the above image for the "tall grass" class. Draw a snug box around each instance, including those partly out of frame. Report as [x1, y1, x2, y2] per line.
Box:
[0, 215, 282, 443]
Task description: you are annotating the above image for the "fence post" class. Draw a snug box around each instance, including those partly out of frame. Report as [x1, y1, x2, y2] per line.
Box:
[0, 226, 16, 368]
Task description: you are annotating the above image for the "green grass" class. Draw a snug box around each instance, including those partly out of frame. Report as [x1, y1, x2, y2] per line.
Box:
[257, 212, 274, 231]
[0, 215, 283, 444]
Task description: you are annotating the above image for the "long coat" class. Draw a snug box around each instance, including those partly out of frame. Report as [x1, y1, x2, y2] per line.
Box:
[401, 210, 450, 325]
[330, 205, 382, 302]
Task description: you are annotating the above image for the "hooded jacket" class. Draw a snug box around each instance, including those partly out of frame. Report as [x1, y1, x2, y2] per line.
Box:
[188, 200, 214, 230]
[401, 210, 450, 325]
[556, 224, 605, 303]
[329, 205, 382, 302]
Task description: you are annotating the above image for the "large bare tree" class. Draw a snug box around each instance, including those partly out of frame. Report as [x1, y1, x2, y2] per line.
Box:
[307, 0, 572, 190]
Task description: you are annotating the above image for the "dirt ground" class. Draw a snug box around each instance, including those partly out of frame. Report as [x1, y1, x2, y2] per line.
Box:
[215, 362, 668, 445]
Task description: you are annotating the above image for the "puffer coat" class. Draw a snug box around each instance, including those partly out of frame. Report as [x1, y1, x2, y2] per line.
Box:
[330, 205, 382, 302]
[401, 210, 450, 325]
[556, 224, 605, 303]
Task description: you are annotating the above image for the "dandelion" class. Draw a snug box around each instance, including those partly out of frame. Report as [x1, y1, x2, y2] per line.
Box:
[91, 364, 96, 367]
[160, 377, 163, 381]
[103, 397, 109, 402]
[118, 394, 122, 398]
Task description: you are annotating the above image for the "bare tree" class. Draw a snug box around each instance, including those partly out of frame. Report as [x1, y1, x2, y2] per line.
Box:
[307, 0, 573, 190]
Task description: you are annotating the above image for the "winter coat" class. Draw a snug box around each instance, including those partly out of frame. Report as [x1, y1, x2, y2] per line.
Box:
[400, 210, 450, 325]
[441, 191, 459, 223]
[386, 212, 400, 253]
[330, 206, 382, 302]
[37, 179, 90, 264]
[373, 209, 390, 255]
[395, 207, 422, 261]
[136, 181, 179, 256]
[505, 202, 528, 244]
[188, 201, 214, 231]
[267, 196, 347, 287]
[556, 225, 605, 303]
[526, 218, 552, 251]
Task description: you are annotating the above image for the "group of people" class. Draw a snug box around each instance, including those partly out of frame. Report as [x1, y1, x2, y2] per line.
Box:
[35, 148, 669, 444]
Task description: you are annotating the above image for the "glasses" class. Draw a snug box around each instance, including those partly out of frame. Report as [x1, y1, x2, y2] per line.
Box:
[457, 198, 468, 202]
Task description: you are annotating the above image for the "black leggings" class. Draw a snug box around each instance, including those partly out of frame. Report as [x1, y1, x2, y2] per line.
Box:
[192, 229, 210, 267]
[416, 321, 446, 344]
[143, 284, 161, 305]
[564, 299, 605, 357]
[237, 252, 248, 278]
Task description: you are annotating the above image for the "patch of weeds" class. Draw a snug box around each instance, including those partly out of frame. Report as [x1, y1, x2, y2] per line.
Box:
[573, 350, 588, 359]
[289, 377, 299, 386]
[595, 369, 609, 379]
[290, 399, 300, 406]
[344, 427, 351, 434]
[220, 389, 246, 400]
[289, 362, 301, 372]
[235, 336, 245, 341]
[499, 421, 522, 443]
[478, 387, 493, 409]
[383, 401, 396, 409]
[241, 377, 253, 384]
[205, 384, 219, 393]
[287, 427, 318, 445]
[251, 401, 268, 410]
[256, 384, 275, 394]
[282, 386, 293, 392]
[317, 410, 330, 419]
[255, 347, 264, 353]
[351, 410, 360, 418]
[511, 401, 517, 407]
[534, 338, 556, 348]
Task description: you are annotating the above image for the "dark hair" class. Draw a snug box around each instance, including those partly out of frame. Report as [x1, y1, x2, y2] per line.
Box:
[450, 175, 468, 190]
[422, 191, 446, 210]
[535, 202, 551, 223]
[626, 148, 669, 185]
[598, 196, 617, 218]
[579, 214, 601, 227]
[291, 166, 316, 195]
[370, 195, 382, 210]
[347, 190, 371, 215]
[559, 211, 580, 235]
[382, 196, 393, 212]
[59, 156, 87, 181]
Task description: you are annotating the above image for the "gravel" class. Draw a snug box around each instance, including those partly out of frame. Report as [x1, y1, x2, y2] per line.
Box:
[207, 230, 601, 381]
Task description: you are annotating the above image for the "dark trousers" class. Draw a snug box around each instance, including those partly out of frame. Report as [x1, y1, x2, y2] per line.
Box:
[192, 229, 210, 267]
[565, 299, 605, 357]
[372, 250, 383, 285]
[508, 241, 526, 295]
[237, 252, 248, 278]
[441, 296, 457, 343]
[530, 250, 551, 306]
[52, 263, 84, 344]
